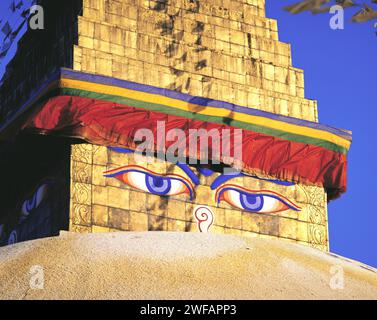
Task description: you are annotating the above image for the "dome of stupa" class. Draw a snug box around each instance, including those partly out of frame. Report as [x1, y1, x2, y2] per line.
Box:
[0, 232, 376, 300]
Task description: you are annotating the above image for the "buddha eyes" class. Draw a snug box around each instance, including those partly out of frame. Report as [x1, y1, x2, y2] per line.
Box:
[21, 184, 49, 217]
[104, 167, 300, 214]
[104, 166, 194, 200]
[216, 185, 301, 214]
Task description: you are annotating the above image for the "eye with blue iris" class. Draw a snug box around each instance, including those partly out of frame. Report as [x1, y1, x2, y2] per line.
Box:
[216, 186, 300, 213]
[240, 193, 264, 212]
[146, 175, 172, 195]
[104, 165, 194, 200]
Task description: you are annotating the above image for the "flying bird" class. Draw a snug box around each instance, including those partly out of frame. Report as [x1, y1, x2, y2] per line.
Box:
[312, 0, 359, 13]
[283, 0, 331, 14]
[352, 4, 377, 22]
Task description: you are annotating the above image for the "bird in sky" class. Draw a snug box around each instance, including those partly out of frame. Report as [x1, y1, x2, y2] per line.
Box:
[312, 0, 359, 13]
[284, 1, 377, 22]
[352, 3, 377, 22]
[283, 0, 331, 14]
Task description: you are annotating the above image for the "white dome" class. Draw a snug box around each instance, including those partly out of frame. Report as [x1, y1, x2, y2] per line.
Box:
[0, 232, 376, 299]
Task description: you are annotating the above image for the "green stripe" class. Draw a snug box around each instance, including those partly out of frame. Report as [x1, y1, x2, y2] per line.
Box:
[60, 87, 348, 154]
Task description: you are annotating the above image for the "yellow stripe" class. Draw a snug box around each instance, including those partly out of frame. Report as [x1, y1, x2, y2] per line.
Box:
[59, 78, 351, 150]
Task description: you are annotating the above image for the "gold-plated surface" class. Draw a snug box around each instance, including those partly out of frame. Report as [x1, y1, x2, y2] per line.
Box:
[69, 0, 328, 250]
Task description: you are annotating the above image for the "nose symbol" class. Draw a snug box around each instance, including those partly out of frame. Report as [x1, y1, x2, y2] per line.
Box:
[194, 206, 214, 233]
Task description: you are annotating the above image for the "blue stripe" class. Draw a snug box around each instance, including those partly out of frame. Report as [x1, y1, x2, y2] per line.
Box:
[60, 68, 352, 141]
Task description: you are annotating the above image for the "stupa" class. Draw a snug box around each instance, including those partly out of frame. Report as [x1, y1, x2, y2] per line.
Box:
[2, 0, 377, 301]
[0, 0, 351, 252]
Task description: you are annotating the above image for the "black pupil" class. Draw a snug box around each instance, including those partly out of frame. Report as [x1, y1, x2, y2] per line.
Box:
[153, 177, 164, 188]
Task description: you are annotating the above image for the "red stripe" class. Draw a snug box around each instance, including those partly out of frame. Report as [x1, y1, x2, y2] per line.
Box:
[24, 96, 347, 199]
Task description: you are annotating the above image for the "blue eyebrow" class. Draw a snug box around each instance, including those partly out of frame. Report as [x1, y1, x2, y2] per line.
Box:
[108, 147, 294, 187]
[259, 178, 295, 187]
[210, 173, 295, 190]
[198, 167, 215, 176]
[211, 173, 244, 190]
[108, 147, 134, 154]
[108, 147, 200, 185]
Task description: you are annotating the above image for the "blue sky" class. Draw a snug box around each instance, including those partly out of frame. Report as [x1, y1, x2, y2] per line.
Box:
[0, 0, 33, 78]
[266, 2, 377, 267]
[0, 1, 376, 266]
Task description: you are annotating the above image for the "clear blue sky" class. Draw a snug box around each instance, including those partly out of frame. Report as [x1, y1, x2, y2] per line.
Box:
[266, 2, 377, 267]
[0, 1, 376, 266]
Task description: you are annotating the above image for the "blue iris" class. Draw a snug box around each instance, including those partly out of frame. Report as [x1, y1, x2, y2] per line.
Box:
[240, 193, 264, 212]
[146, 174, 171, 195]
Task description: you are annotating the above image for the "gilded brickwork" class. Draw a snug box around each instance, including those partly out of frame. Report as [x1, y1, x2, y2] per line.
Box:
[70, 144, 329, 251]
[74, 0, 318, 120]
[69, 0, 329, 250]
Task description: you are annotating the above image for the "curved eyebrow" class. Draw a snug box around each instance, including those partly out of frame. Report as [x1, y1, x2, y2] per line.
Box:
[107, 147, 200, 185]
[108, 147, 134, 154]
[198, 167, 215, 176]
[211, 173, 295, 190]
[108, 147, 294, 188]
[211, 173, 244, 190]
